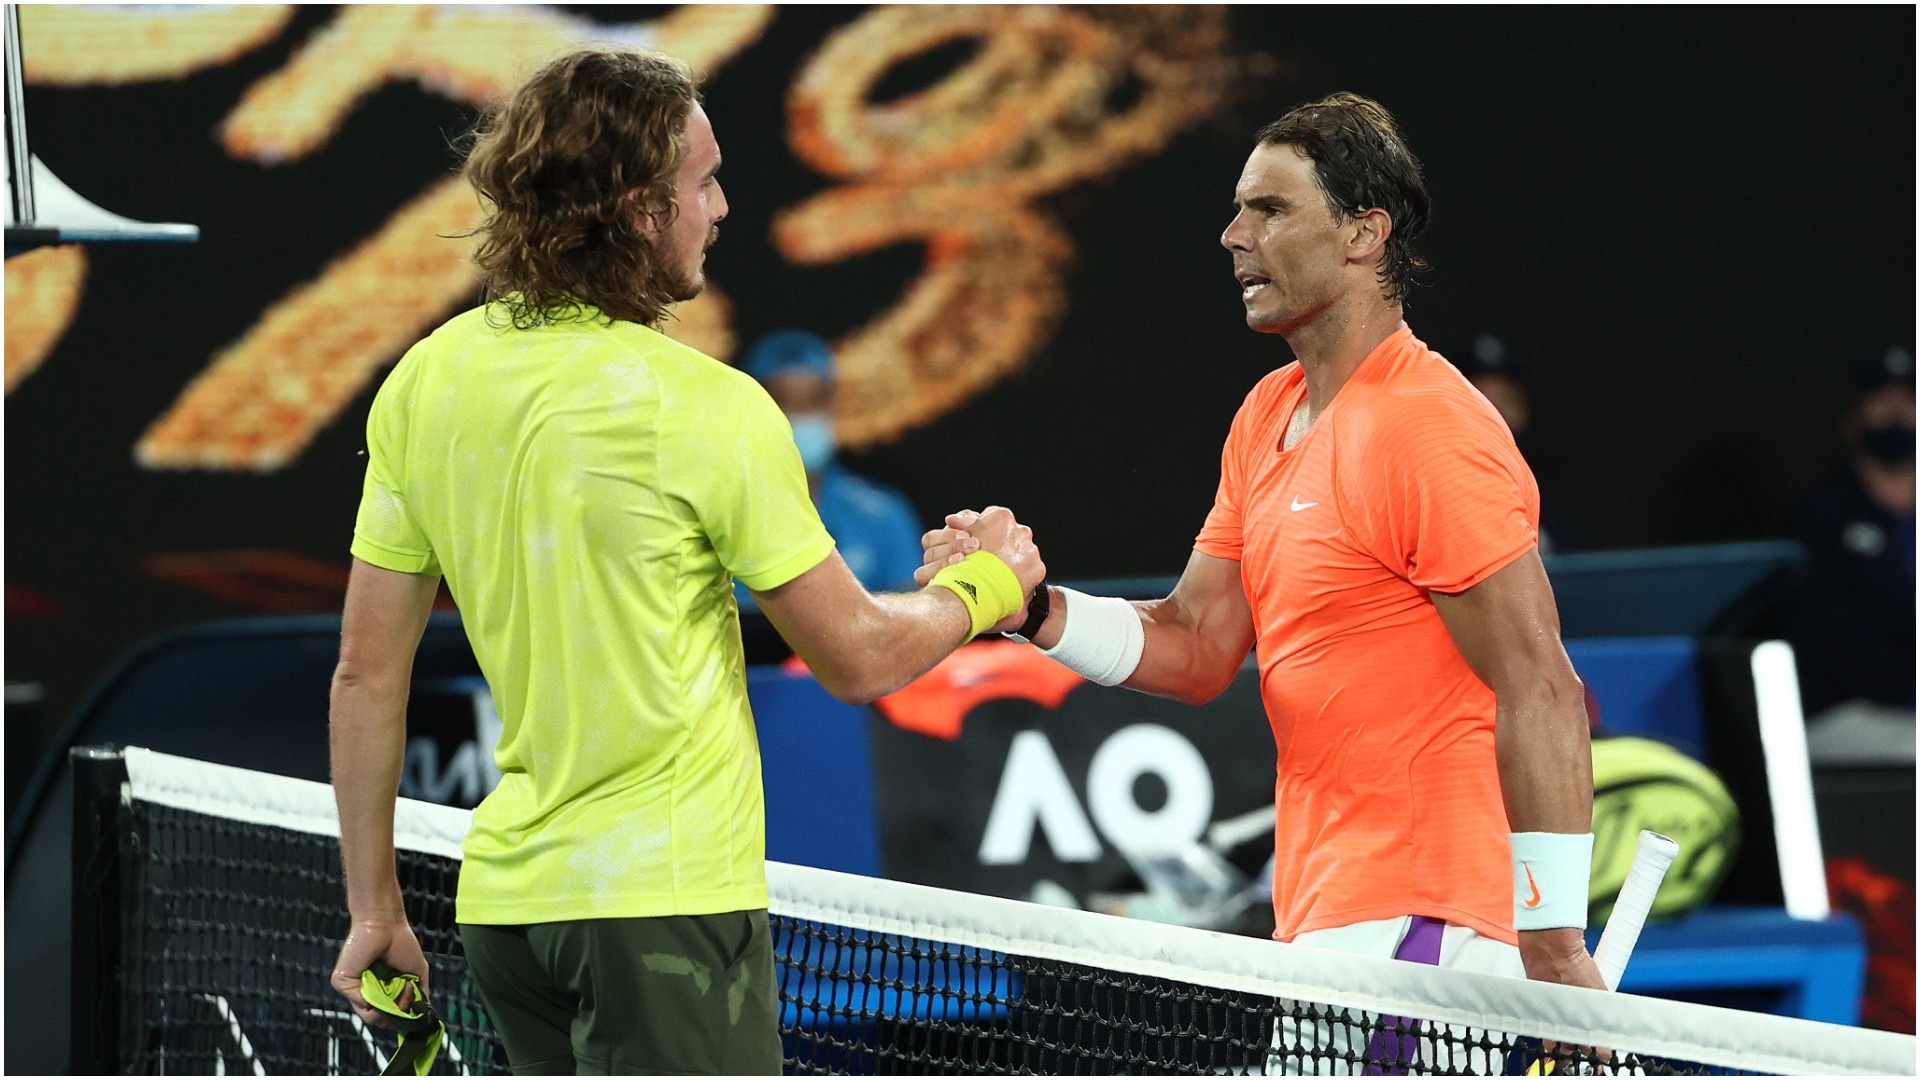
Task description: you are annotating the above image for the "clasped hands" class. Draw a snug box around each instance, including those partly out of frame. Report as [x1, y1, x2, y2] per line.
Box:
[917, 507, 1044, 635]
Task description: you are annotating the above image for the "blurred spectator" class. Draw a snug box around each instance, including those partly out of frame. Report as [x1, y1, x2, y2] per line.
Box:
[735, 330, 924, 612]
[1783, 346, 1915, 765]
[1447, 334, 1583, 553]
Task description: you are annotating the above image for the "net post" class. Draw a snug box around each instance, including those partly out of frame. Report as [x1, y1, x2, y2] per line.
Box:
[4, 3, 35, 228]
[70, 745, 128, 1075]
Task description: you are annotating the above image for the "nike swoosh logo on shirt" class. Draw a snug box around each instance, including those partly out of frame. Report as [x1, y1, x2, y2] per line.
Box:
[1523, 865, 1542, 909]
[1290, 497, 1318, 511]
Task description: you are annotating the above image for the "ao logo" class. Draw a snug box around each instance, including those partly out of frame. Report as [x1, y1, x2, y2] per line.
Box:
[978, 723, 1215, 864]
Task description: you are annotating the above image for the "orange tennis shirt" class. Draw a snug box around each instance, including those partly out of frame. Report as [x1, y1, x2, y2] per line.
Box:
[1194, 326, 1539, 946]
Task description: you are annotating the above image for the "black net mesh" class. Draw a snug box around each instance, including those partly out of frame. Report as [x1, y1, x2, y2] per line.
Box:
[124, 803, 502, 1075]
[113, 794, 1758, 1075]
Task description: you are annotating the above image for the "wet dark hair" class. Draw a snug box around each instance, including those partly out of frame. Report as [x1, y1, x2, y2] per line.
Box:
[1257, 92, 1430, 303]
[464, 48, 698, 329]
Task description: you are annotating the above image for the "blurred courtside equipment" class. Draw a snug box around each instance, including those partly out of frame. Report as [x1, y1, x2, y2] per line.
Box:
[1589, 737, 1741, 925]
[2, 4, 196, 255]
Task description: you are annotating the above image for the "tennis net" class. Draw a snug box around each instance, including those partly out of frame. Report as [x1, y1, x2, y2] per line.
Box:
[72, 746, 1914, 1075]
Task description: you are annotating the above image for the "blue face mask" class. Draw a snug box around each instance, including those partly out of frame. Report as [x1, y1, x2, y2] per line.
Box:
[789, 415, 836, 473]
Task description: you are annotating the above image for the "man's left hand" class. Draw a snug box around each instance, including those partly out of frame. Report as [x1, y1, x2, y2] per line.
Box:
[331, 918, 430, 1027]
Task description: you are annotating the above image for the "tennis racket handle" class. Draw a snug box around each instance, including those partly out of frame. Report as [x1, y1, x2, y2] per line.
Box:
[1593, 830, 1680, 990]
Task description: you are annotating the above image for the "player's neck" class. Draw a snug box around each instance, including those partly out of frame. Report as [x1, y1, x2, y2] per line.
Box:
[1285, 299, 1406, 413]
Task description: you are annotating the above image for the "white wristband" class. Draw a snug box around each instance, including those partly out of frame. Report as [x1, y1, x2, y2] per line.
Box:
[1038, 588, 1144, 687]
[1511, 831, 1593, 930]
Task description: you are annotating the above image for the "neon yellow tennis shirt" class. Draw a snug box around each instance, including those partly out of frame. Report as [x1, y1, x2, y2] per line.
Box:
[351, 302, 834, 923]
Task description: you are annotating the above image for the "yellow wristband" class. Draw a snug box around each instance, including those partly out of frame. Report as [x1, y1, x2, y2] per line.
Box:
[929, 551, 1025, 639]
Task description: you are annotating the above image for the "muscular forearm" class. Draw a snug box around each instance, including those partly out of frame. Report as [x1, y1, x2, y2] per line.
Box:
[1494, 674, 1593, 836]
[805, 588, 974, 704]
[1025, 586, 1242, 705]
[330, 671, 410, 921]
[1496, 674, 1599, 966]
[327, 561, 439, 1013]
[1430, 553, 1604, 985]
[1125, 596, 1244, 704]
[772, 523, 1037, 703]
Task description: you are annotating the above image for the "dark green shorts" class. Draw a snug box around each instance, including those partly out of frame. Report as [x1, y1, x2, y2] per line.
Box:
[459, 910, 781, 1075]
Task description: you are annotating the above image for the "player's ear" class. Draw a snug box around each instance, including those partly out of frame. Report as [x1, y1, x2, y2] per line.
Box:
[628, 187, 665, 239]
[1347, 207, 1392, 266]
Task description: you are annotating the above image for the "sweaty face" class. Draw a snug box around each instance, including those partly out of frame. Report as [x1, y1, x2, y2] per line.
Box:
[656, 104, 728, 302]
[1220, 143, 1349, 335]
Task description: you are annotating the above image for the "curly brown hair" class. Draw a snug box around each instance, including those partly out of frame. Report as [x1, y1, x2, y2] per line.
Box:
[1257, 92, 1431, 305]
[464, 48, 699, 329]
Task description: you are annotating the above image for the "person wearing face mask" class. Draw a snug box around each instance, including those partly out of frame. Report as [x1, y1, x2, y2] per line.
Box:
[735, 330, 926, 612]
[1783, 345, 1916, 765]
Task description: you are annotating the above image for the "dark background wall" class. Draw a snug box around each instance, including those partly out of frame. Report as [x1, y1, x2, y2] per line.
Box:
[5, 6, 1915, 793]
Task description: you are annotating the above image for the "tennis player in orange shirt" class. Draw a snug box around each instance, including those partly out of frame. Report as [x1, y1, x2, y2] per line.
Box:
[921, 92, 1605, 1070]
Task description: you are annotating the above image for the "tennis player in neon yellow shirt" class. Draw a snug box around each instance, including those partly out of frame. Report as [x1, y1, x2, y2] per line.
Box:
[327, 48, 1045, 1075]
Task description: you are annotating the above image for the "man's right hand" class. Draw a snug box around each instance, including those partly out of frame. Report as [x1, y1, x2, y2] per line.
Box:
[916, 509, 983, 587]
[919, 507, 1044, 634]
[1517, 929, 1607, 991]
[1519, 929, 1614, 1065]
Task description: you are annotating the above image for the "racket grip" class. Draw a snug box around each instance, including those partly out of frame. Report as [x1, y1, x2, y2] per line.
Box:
[1593, 830, 1680, 990]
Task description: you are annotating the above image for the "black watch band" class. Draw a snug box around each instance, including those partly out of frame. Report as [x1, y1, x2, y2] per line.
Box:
[1009, 582, 1051, 643]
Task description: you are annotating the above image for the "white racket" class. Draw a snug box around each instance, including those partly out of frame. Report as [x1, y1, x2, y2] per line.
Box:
[1520, 832, 1681, 1075]
[1594, 830, 1681, 990]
